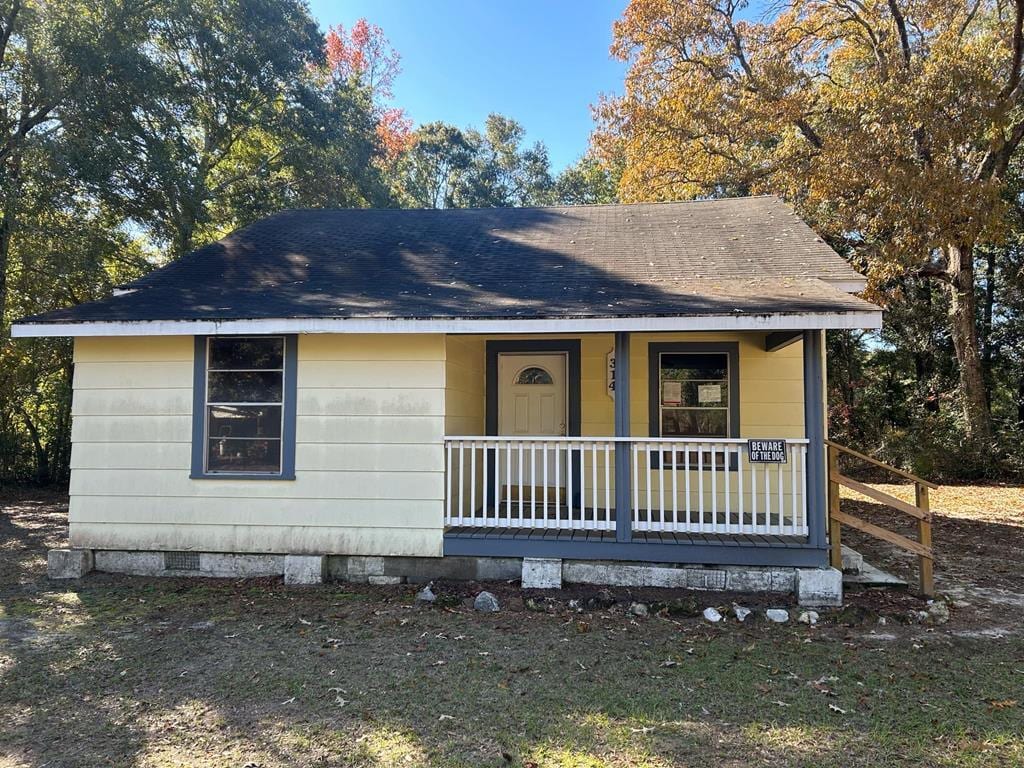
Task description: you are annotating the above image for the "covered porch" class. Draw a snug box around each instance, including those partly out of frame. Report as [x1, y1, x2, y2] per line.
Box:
[442, 329, 829, 568]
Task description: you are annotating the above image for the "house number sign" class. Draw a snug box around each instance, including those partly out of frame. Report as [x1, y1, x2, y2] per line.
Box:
[606, 350, 615, 399]
[747, 439, 788, 463]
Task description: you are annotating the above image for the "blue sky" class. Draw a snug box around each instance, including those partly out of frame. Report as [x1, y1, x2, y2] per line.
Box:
[305, 0, 629, 172]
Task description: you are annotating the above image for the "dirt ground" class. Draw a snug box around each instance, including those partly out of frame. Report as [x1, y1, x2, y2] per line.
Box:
[0, 486, 1022, 768]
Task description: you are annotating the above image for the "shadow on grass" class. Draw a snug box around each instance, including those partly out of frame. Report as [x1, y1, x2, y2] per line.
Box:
[1, 491, 1023, 767]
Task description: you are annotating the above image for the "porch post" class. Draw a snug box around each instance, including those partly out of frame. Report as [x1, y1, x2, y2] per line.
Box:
[803, 330, 828, 550]
[614, 331, 632, 542]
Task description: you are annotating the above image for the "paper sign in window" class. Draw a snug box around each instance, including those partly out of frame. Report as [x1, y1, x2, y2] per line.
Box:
[662, 381, 682, 405]
[698, 383, 722, 404]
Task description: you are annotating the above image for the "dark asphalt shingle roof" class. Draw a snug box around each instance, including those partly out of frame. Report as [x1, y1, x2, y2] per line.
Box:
[18, 196, 877, 325]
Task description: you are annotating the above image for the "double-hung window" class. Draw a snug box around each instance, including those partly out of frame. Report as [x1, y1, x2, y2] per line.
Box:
[648, 342, 739, 467]
[191, 335, 297, 479]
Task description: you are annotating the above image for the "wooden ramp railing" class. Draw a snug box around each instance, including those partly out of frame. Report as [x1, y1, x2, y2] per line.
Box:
[826, 440, 936, 596]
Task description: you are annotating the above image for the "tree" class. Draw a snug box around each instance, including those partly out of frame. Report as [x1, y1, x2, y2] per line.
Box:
[553, 155, 619, 205]
[455, 115, 554, 207]
[82, 0, 327, 258]
[324, 19, 412, 162]
[0, 0, 145, 329]
[596, 0, 1024, 445]
[393, 122, 475, 208]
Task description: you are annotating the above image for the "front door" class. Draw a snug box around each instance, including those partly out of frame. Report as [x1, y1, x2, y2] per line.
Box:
[497, 353, 567, 504]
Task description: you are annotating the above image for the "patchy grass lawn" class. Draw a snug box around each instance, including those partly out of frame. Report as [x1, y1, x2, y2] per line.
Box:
[1, 488, 1022, 768]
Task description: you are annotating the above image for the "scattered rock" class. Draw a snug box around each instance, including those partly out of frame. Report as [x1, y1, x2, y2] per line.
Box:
[667, 596, 701, 617]
[765, 608, 790, 623]
[589, 588, 616, 609]
[189, 620, 215, 631]
[925, 600, 950, 625]
[415, 584, 436, 604]
[474, 591, 500, 612]
[567, 599, 581, 612]
[731, 604, 752, 622]
[950, 599, 971, 610]
[702, 607, 723, 623]
[877, 616, 887, 626]
[908, 609, 930, 624]
[798, 610, 819, 625]
[629, 602, 649, 617]
[525, 597, 546, 612]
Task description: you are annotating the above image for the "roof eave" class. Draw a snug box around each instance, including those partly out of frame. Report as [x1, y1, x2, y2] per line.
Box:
[11, 310, 883, 338]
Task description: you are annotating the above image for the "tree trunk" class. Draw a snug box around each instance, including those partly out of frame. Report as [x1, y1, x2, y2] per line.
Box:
[18, 407, 49, 485]
[1017, 374, 1024, 428]
[945, 242, 993, 443]
[981, 248, 996, 411]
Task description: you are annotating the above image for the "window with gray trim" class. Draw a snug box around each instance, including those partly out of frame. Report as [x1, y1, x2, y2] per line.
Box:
[648, 342, 740, 468]
[191, 335, 297, 479]
[656, 352, 730, 438]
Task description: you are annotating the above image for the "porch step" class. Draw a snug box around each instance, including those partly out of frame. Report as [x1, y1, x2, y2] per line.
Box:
[841, 544, 864, 573]
[842, 559, 907, 588]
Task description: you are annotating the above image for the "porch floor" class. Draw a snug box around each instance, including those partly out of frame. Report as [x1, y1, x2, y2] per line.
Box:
[444, 526, 806, 548]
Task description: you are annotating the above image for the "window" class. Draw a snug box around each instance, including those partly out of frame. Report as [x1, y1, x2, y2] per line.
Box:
[515, 366, 554, 385]
[191, 335, 297, 479]
[657, 352, 729, 438]
[648, 342, 739, 467]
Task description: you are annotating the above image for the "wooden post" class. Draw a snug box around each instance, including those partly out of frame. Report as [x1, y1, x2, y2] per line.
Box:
[828, 444, 842, 569]
[916, 483, 934, 596]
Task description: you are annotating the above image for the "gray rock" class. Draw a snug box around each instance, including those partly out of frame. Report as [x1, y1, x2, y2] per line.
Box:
[473, 591, 500, 612]
[629, 602, 649, 617]
[797, 610, 819, 625]
[925, 600, 950, 625]
[765, 608, 790, 623]
[415, 584, 436, 604]
[731, 604, 752, 622]
[567, 599, 581, 612]
[702, 607, 723, 623]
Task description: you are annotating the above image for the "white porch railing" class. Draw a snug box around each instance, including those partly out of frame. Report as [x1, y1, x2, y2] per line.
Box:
[444, 436, 810, 537]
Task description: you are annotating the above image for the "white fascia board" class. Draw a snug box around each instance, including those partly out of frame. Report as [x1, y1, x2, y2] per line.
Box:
[11, 310, 883, 338]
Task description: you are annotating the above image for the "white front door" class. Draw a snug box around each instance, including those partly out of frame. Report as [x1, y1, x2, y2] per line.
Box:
[497, 353, 567, 504]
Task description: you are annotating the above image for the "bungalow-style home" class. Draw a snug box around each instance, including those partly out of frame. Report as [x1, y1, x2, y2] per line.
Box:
[14, 196, 881, 604]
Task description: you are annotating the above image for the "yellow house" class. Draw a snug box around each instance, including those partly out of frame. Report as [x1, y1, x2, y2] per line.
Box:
[13, 197, 881, 601]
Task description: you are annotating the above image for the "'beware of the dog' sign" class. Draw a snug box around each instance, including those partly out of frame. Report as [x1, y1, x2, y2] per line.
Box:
[747, 439, 787, 463]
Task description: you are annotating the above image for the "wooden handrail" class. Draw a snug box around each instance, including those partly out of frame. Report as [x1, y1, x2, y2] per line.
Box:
[827, 442, 935, 597]
[825, 439, 938, 489]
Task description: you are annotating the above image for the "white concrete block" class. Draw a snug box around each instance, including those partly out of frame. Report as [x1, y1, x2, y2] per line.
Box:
[94, 550, 165, 576]
[47, 549, 93, 579]
[795, 567, 843, 606]
[200, 553, 283, 578]
[521, 558, 562, 589]
[724, 567, 795, 593]
[643, 566, 689, 589]
[687, 568, 727, 591]
[284, 554, 325, 585]
[367, 575, 404, 585]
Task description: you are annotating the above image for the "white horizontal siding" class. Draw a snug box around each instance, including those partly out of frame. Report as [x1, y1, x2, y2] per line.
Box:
[70, 496, 442, 527]
[70, 522, 443, 557]
[68, 334, 447, 555]
[70, 468, 443, 500]
[71, 442, 442, 472]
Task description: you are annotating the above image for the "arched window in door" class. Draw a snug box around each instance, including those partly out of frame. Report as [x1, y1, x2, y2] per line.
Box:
[515, 366, 554, 385]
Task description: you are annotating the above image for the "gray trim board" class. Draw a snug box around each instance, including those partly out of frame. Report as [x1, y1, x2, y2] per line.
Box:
[765, 331, 802, 352]
[443, 532, 829, 567]
[803, 330, 827, 548]
[613, 331, 632, 542]
[190, 334, 298, 481]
